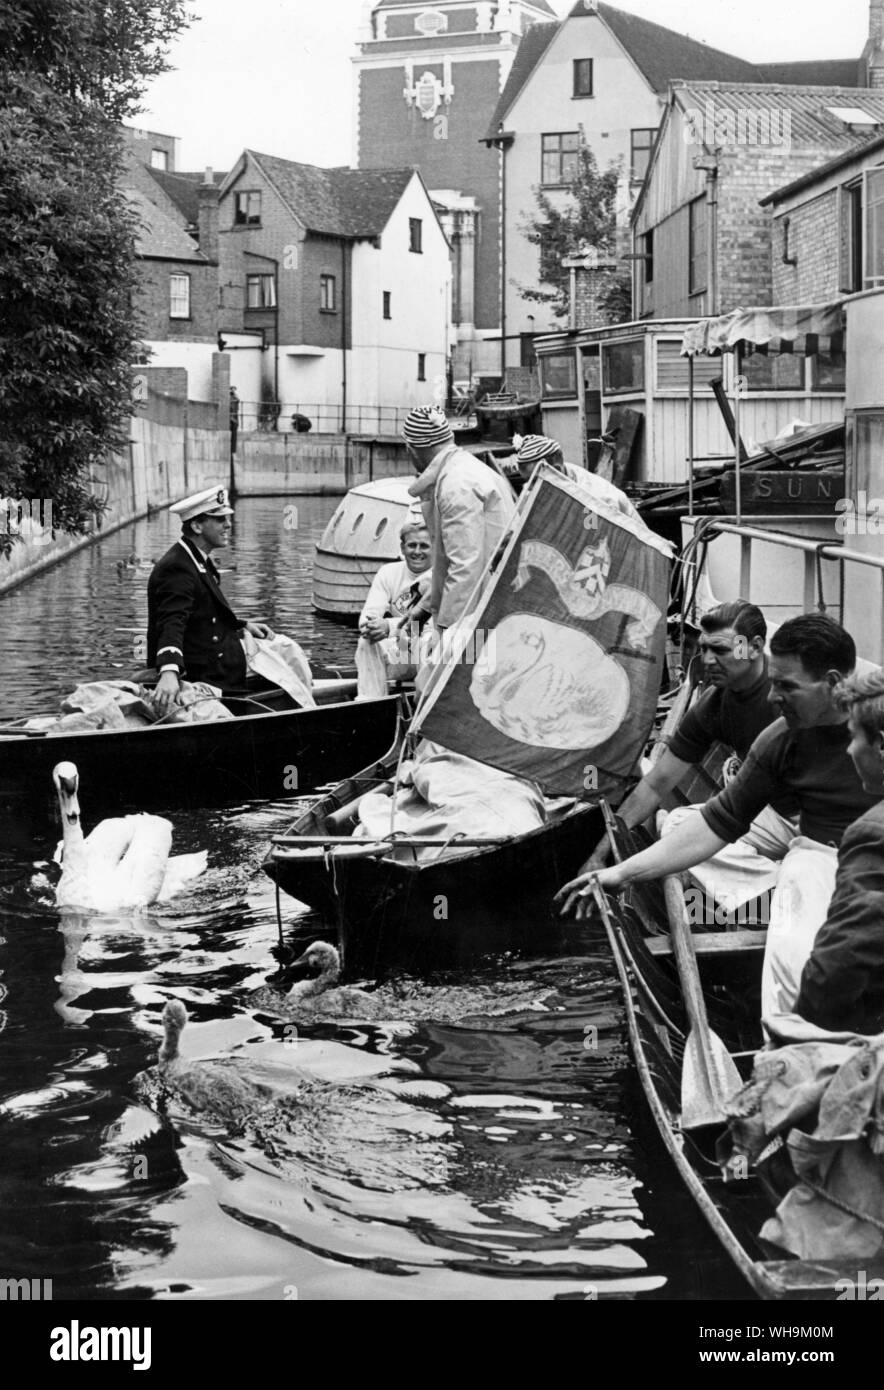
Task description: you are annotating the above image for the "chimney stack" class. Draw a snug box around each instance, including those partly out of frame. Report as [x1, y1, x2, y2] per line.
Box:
[197, 171, 219, 263]
[868, 0, 884, 86]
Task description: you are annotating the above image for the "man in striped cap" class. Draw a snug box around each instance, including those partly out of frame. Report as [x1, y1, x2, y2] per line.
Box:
[511, 434, 640, 521]
[404, 405, 515, 630]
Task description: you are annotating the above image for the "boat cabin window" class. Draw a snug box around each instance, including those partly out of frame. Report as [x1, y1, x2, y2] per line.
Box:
[374, 518, 388, 539]
[656, 340, 721, 392]
[539, 351, 578, 399]
[810, 352, 846, 391]
[739, 352, 803, 392]
[848, 409, 884, 500]
[350, 511, 364, 533]
[602, 339, 644, 395]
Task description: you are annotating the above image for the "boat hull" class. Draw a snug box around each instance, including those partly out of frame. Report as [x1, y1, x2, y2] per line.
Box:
[1, 691, 403, 820]
[264, 764, 603, 972]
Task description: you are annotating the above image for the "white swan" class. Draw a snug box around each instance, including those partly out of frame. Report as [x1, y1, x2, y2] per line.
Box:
[250, 942, 383, 1019]
[52, 761, 207, 911]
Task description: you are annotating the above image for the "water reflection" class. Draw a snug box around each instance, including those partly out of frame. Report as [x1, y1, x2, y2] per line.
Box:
[0, 499, 742, 1301]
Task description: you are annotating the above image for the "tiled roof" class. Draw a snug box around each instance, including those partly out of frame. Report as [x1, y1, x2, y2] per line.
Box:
[675, 82, 884, 148]
[484, 21, 559, 137]
[375, 0, 556, 10]
[247, 152, 416, 237]
[126, 186, 206, 261]
[144, 168, 223, 226]
[593, 3, 759, 92]
[485, 3, 763, 135]
[755, 59, 860, 88]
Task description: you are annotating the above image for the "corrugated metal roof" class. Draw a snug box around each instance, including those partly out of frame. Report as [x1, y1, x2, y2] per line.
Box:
[675, 83, 884, 148]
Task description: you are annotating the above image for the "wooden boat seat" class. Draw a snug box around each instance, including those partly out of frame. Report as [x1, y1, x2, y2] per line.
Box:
[646, 929, 767, 958]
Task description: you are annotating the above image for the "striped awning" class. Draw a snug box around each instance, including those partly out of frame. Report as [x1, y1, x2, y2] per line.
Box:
[681, 302, 845, 357]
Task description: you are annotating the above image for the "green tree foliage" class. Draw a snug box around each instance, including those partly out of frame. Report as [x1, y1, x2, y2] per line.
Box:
[0, 2, 190, 547]
[517, 144, 633, 327]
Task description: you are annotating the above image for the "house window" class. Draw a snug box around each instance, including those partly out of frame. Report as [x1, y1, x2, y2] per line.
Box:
[409, 218, 423, 253]
[602, 339, 645, 395]
[542, 132, 579, 185]
[839, 181, 863, 293]
[234, 191, 262, 226]
[169, 273, 190, 319]
[151, 148, 168, 171]
[642, 229, 654, 285]
[417, 353, 426, 381]
[688, 197, 707, 295]
[320, 274, 337, 312]
[383, 290, 392, 319]
[573, 59, 593, 98]
[245, 273, 276, 309]
[630, 128, 656, 184]
[865, 166, 884, 285]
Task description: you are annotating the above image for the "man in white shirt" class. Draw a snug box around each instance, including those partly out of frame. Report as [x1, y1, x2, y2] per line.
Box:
[404, 406, 515, 631]
[355, 519, 433, 698]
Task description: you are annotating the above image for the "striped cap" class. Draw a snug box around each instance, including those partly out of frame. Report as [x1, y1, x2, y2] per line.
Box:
[515, 435, 561, 465]
[402, 405, 452, 447]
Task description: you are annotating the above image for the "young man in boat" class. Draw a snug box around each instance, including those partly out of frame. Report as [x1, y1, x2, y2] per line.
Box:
[557, 614, 881, 1017]
[403, 405, 515, 632]
[789, 668, 884, 1035]
[147, 487, 273, 715]
[355, 518, 433, 699]
[505, 433, 641, 523]
[582, 600, 797, 879]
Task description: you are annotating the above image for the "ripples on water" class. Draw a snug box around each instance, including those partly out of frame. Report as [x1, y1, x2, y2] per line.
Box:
[0, 500, 744, 1301]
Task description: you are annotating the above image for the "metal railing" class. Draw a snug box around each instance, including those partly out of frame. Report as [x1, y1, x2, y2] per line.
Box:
[234, 402, 458, 436]
[689, 517, 884, 640]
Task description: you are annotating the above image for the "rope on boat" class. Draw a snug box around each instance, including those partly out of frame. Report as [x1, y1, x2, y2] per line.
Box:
[274, 878, 284, 950]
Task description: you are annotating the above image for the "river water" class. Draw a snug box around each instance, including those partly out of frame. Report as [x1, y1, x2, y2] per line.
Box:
[0, 498, 747, 1302]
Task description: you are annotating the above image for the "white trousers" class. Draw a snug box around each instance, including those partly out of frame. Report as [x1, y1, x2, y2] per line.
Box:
[662, 802, 799, 910]
[760, 837, 838, 1025]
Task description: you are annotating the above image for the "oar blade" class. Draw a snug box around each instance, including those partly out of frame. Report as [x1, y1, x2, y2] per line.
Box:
[681, 1027, 743, 1130]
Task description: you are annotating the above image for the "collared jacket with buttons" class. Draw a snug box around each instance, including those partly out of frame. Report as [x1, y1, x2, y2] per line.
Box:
[408, 444, 516, 629]
[147, 537, 247, 692]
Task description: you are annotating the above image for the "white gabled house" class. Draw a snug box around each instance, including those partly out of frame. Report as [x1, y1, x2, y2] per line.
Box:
[217, 151, 453, 432]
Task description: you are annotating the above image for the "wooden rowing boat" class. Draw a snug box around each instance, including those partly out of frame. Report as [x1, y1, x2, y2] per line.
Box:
[0, 676, 404, 819]
[599, 813, 884, 1300]
[262, 739, 604, 974]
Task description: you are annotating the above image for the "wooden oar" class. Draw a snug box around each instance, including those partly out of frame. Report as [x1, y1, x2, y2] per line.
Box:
[653, 816, 741, 1128]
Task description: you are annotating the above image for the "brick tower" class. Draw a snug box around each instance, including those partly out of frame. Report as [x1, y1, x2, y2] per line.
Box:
[353, 0, 557, 378]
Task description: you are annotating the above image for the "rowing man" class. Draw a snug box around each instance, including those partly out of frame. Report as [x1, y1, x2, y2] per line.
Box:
[147, 487, 272, 714]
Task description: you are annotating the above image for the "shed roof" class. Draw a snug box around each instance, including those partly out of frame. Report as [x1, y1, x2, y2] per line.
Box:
[675, 81, 884, 149]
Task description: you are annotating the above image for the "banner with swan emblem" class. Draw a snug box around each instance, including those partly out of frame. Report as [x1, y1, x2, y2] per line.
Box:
[413, 467, 672, 796]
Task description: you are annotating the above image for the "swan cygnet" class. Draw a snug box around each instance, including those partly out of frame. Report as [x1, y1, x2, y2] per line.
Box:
[250, 942, 383, 1019]
[137, 1000, 278, 1128]
[52, 761, 207, 911]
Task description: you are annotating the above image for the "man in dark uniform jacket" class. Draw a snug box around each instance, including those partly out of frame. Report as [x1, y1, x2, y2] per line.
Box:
[793, 669, 884, 1033]
[147, 486, 271, 714]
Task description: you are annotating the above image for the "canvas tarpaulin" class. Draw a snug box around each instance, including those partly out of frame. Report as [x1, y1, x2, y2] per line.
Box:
[681, 301, 845, 358]
[411, 467, 672, 797]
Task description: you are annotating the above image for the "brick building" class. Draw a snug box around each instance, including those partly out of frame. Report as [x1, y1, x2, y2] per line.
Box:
[353, 0, 556, 378]
[631, 82, 884, 333]
[763, 132, 884, 306]
[217, 149, 452, 429]
[122, 145, 223, 401]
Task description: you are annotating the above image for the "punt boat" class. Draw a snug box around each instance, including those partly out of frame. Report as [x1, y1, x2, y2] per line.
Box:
[0, 674, 404, 818]
[599, 812, 884, 1300]
[262, 736, 604, 974]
